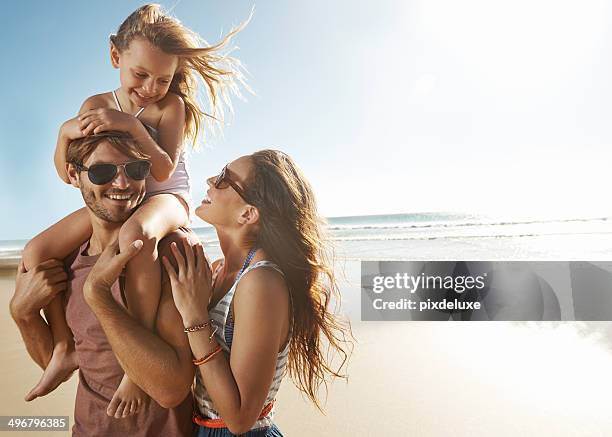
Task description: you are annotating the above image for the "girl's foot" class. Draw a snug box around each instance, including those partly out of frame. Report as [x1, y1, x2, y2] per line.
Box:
[106, 375, 148, 418]
[25, 344, 78, 401]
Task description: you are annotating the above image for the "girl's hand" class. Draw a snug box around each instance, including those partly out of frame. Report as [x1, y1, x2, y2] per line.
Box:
[61, 118, 86, 141]
[78, 108, 141, 137]
[162, 241, 212, 326]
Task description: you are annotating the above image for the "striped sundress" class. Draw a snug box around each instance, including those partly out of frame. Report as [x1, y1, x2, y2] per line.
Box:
[193, 260, 292, 436]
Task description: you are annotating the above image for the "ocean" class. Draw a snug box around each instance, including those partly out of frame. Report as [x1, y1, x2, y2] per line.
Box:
[2, 213, 612, 268]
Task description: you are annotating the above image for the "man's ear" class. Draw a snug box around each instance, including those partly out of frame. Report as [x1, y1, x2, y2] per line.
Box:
[110, 42, 120, 69]
[237, 205, 259, 225]
[66, 163, 81, 188]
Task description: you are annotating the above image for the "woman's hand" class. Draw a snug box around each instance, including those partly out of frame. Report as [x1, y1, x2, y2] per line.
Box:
[83, 239, 143, 307]
[78, 108, 143, 137]
[162, 241, 212, 327]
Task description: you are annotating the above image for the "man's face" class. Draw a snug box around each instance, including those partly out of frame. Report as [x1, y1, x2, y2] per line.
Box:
[71, 141, 146, 223]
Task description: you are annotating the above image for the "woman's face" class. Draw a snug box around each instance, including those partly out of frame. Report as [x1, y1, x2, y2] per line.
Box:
[195, 156, 254, 226]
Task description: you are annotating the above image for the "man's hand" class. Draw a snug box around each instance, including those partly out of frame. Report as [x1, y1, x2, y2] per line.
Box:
[83, 239, 143, 307]
[10, 260, 67, 321]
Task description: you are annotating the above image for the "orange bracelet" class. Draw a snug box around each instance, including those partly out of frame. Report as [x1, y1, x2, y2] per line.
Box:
[193, 344, 223, 366]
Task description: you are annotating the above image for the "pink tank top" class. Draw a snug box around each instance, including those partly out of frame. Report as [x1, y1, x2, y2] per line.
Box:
[64, 241, 194, 436]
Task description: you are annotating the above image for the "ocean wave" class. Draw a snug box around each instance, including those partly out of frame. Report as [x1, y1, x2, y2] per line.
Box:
[326, 216, 611, 232]
[331, 230, 612, 242]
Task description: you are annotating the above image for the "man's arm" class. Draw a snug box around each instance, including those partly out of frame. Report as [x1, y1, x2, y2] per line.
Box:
[9, 260, 68, 369]
[82, 236, 195, 408]
[11, 313, 54, 370]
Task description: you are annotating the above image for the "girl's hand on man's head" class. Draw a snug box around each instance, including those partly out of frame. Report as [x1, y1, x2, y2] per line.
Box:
[78, 108, 141, 137]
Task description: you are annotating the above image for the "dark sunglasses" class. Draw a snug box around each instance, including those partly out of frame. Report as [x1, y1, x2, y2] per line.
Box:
[214, 164, 249, 202]
[73, 160, 151, 185]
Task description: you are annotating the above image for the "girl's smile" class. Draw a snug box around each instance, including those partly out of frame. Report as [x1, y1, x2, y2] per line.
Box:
[111, 37, 179, 110]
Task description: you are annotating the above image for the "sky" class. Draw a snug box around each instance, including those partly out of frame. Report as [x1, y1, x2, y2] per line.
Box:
[1, 0, 612, 240]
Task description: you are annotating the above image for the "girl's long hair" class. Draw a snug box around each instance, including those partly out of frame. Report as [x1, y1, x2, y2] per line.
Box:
[110, 3, 250, 147]
[246, 150, 354, 411]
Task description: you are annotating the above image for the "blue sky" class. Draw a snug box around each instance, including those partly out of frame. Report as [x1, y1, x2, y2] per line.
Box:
[2, 0, 612, 240]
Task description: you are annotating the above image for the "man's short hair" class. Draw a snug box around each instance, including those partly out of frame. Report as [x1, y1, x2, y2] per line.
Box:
[66, 131, 150, 166]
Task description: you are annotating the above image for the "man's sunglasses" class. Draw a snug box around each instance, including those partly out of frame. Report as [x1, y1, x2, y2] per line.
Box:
[72, 160, 151, 185]
[214, 164, 249, 202]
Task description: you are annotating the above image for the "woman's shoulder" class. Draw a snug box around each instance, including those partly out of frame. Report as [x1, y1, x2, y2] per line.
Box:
[235, 262, 289, 305]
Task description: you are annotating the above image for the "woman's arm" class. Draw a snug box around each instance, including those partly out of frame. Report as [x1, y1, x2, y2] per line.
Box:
[193, 271, 289, 434]
[163, 243, 290, 435]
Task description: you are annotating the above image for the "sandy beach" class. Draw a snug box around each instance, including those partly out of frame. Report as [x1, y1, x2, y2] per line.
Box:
[4, 258, 612, 437]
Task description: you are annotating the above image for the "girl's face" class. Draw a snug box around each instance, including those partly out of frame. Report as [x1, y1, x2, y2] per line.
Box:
[111, 37, 179, 108]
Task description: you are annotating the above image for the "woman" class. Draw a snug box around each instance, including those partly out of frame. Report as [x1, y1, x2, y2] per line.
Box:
[162, 150, 353, 436]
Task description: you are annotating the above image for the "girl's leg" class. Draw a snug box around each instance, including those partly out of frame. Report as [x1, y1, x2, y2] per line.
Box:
[22, 208, 92, 401]
[107, 194, 189, 418]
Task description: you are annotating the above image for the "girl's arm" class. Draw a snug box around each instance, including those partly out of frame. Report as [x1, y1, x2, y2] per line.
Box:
[79, 93, 186, 182]
[54, 96, 107, 183]
[54, 118, 84, 183]
[135, 93, 186, 182]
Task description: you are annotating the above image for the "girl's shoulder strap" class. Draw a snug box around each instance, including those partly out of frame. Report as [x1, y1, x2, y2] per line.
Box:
[112, 90, 146, 118]
[111, 90, 123, 112]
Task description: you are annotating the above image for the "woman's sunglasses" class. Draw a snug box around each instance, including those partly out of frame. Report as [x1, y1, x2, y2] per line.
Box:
[73, 160, 151, 185]
[214, 164, 249, 202]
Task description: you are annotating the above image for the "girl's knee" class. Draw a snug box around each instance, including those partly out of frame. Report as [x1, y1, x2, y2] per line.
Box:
[119, 223, 156, 253]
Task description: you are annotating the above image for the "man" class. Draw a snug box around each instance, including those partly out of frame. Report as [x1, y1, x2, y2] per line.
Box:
[10, 131, 196, 436]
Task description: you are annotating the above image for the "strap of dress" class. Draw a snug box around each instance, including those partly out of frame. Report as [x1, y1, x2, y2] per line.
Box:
[112, 90, 145, 118]
[111, 90, 123, 111]
[237, 260, 284, 281]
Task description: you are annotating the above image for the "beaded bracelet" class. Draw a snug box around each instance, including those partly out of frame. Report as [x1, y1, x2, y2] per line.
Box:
[193, 344, 223, 366]
[184, 320, 212, 333]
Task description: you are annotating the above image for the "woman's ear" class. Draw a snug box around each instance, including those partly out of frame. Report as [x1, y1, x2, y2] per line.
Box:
[109, 41, 120, 69]
[238, 205, 259, 225]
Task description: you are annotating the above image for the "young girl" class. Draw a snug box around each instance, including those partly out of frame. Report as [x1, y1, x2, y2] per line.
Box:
[22, 4, 247, 418]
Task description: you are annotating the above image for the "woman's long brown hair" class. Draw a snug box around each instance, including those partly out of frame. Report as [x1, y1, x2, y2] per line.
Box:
[247, 150, 354, 411]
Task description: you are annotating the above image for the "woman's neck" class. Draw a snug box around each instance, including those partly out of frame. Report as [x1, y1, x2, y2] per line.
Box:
[216, 228, 257, 275]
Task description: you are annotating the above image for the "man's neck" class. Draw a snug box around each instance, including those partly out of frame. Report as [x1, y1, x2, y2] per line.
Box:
[87, 216, 123, 256]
